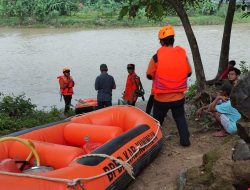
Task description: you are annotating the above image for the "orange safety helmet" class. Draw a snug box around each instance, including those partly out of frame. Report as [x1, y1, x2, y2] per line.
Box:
[63, 67, 70, 73]
[158, 25, 175, 40]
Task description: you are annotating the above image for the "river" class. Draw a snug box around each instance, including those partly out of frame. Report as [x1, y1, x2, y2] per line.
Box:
[0, 24, 249, 109]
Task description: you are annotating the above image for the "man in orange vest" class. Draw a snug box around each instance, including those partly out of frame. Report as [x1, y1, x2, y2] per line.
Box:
[57, 67, 75, 114]
[146, 25, 192, 147]
[123, 64, 141, 106]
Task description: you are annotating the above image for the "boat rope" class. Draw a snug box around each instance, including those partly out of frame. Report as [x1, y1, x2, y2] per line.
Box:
[75, 154, 135, 179]
[0, 106, 161, 189]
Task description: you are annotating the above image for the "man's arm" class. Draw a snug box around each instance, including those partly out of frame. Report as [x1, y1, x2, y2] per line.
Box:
[208, 96, 225, 112]
[95, 77, 99, 91]
[112, 77, 116, 90]
[146, 55, 157, 80]
[196, 104, 210, 117]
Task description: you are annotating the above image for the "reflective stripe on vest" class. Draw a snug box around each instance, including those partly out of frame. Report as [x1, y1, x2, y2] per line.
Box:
[153, 46, 188, 94]
[57, 76, 74, 95]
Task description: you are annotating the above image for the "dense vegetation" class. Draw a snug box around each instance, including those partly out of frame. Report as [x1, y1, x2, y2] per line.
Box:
[0, 94, 67, 135]
[0, 0, 249, 27]
[0, 0, 78, 23]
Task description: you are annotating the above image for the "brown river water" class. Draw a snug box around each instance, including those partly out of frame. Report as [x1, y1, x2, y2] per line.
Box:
[0, 24, 249, 109]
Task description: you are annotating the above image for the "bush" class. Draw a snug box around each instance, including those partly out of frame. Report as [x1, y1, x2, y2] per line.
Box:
[185, 0, 217, 16]
[216, 4, 228, 17]
[239, 61, 249, 75]
[185, 82, 198, 102]
[0, 94, 36, 118]
[0, 94, 63, 135]
[199, 0, 217, 15]
[1, 0, 78, 23]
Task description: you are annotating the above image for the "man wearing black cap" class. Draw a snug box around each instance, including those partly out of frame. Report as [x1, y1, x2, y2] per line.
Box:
[95, 64, 116, 109]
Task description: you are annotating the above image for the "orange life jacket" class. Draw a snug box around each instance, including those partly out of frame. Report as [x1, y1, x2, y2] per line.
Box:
[124, 72, 140, 102]
[153, 46, 188, 94]
[57, 76, 74, 95]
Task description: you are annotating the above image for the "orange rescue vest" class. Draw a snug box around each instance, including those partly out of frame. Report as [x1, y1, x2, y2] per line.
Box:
[57, 76, 74, 95]
[153, 46, 188, 94]
[124, 72, 140, 102]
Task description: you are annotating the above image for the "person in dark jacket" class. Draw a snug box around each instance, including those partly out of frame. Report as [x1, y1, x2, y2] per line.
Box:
[95, 64, 116, 109]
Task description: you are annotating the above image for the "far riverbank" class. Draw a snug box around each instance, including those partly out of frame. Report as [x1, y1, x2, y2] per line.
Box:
[0, 13, 249, 29]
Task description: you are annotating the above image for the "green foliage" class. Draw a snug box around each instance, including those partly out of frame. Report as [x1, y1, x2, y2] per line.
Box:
[118, 0, 220, 20]
[0, 94, 64, 136]
[198, 0, 217, 15]
[239, 61, 250, 74]
[241, 12, 250, 18]
[33, 0, 48, 22]
[0, 0, 78, 23]
[119, 6, 129, 19]
[216, 3, 228, 17]
[185, 82, 198, 102]
[0, 94, 36, 118]
[185, 0, 217, 16]
[0, 0, 249, 26]
[15, 0, 33, 23]
[80, 0, 123, 19]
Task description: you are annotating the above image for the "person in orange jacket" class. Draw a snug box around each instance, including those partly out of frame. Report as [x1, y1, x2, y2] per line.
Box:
[123, 64, 141, 106]
[146, 24, 192, 147]
[57, 67, 75, 113]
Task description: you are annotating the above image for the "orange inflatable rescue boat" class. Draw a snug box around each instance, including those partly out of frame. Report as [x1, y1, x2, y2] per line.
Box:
[75, 98, 98, 114]
[0, 106, 163, 190]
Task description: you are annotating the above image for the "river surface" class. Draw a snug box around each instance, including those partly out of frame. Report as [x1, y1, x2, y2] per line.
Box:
[0, 24, 249, 109]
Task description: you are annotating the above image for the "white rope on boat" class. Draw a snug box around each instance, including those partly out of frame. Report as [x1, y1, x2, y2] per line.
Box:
[0, 106, 161, 189]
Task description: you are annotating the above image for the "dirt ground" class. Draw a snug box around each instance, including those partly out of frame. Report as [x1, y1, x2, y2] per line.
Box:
[128, 103, 225, 190]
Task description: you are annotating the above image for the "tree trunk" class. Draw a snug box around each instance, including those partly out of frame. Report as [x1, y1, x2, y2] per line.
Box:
[216, 0, 236, 79]
[169, 0, 206, 91]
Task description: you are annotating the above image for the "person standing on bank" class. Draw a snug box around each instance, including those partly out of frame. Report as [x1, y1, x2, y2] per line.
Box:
[123, 64, 141, 106]
[95, 64, 116, 109]
[146, 25, 192, 147]
[57, 67, 75, 114]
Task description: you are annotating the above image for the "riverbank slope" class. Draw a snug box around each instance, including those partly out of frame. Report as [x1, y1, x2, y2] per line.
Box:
[127, 102, 226, 190]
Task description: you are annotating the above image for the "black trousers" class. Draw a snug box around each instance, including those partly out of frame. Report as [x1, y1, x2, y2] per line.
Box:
[97, 101, 112, 109]
[63, 95, 72, 113]
[146, 94, 154, 114]
[127, 101, 136, 106]
[153, 98, 190, 146]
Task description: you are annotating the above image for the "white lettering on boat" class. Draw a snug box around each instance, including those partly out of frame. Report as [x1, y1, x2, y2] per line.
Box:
[102, 131, 158, 182]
